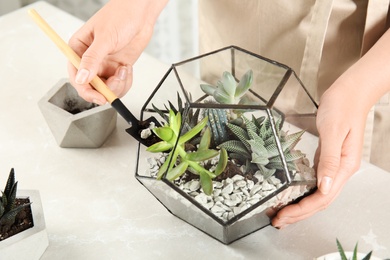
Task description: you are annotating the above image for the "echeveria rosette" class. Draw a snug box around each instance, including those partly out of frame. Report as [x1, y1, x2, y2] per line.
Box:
[146, 110, 228, 195]
[200, 70, 254, 105]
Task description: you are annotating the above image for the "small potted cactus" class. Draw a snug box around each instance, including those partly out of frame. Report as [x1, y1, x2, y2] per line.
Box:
[0, 168, 48, 259]
[316, 239, 384, 260]
[135, 46, 318, 244]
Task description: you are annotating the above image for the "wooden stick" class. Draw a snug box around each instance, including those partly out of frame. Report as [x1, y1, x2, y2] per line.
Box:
[28, 9, 117, 103]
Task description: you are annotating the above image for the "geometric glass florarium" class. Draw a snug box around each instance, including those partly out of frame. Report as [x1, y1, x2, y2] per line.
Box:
[135, 46, 318, 244]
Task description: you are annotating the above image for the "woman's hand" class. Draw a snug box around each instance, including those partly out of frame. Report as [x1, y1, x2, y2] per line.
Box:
[68, 0, 168, 104]
[272, 28, 390, 228]
[272, 83, 367, 228]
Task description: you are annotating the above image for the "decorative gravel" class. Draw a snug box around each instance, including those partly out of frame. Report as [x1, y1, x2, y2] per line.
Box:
[146, 154, 316, 222]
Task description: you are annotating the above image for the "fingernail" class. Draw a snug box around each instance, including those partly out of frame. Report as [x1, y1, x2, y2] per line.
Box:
[118, 66, 127, 81]
[108, 78, 120, 92]
[276, 224, 289, 230]
[319, 176, 333, 195]
[92, 99, 105, 106]
[75, 68, 90, 84]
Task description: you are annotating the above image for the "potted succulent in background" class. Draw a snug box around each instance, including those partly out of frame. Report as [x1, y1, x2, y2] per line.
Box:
[316, 239, 385, 260]
[38, 78, 117, 148]
[135, 46, 318, 244]
[0, 168, 48, 259]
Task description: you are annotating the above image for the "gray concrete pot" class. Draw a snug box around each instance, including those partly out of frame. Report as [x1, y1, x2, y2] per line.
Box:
[0, 190, 49, 260]
[38, 78, 117, 148]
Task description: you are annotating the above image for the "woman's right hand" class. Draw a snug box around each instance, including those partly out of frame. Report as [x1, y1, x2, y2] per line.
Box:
[68, 0, 168, 105]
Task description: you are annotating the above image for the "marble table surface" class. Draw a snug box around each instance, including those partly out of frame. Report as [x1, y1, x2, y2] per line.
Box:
[0, 2, 389, 259]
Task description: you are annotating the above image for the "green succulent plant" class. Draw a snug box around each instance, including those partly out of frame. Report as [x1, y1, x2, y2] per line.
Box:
[152, 92, 200, 137]
[200, 70, 254, 105]
[336, 239, 373, 260]
[1, 168, 30, 229]
[203, 107, 229, 146]
[147, 110, 228, 195]
[219, 115, 305, 179]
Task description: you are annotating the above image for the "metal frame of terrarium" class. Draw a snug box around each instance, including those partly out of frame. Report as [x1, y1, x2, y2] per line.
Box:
[135, 46, 318, 244]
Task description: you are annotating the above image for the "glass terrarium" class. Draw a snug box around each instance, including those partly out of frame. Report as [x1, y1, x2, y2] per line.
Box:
[135, 46, 318, 244]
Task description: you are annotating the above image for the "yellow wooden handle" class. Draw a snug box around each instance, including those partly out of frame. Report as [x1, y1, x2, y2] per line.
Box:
[28, 9, 117, 103]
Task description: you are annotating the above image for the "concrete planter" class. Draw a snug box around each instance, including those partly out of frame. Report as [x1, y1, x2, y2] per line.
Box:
[38, 78, 117, 148]
[0, 190, 49, 260]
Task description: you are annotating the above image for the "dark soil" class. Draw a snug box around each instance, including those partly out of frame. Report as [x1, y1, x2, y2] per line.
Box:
[64, 98, 98, 115]
[182, 160, 259, 184]
[0, 198, 34, 241]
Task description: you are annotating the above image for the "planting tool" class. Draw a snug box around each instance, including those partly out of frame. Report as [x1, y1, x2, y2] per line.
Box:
[28, 9, 160, 146]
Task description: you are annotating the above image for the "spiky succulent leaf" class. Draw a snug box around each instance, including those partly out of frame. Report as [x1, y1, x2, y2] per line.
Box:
[4, 168, 15, 198]
[257, 165, 276, 179]
[226, 123, 251, 151]
[215, 148, 228, 176]
[0, 203, 30, 226]
[5, 181, 17, 213]
[336, 239, 348, 260]
[205, 108, 228, 145]
[282, 130, 305, 152]
[219, 140, 251, 158]
[0, 200, 4, 217]
[264, 143, 280, 158]
[152, 104, 169, 123]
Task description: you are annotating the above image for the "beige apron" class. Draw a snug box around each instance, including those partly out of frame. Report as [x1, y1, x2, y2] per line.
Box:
[199, 0, 390, 171]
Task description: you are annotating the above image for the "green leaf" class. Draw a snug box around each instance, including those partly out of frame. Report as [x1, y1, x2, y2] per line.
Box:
[152, 127, 174, 142]
[0, 200, 4, 217]
[214, 87, 233, 104]
[172, 111, 182, 134]
[180, 116, 208, 144]
[219, 140, 250, 158]
[0, 202, 31, 226]
[6, 181, 17, 212]
[198, 127, 211, 150]
[199, 170, 213, 195]
[156, 148, 180, 180]
[146, 141, 172, 153]
[156, 154, 172, 180]
[4, 169, 15, 198]
[352, 242, 358, 260]
[221, 71, 237, 97]
[227, 123, 250, 144]
[166, 161, 189, 180]
[337, 239, 348, 260]
[235, 70, 253, 98]
[282, 130, 305, 152]
[186, 149, 219, 162]
[362, 251, 373, 260]
[251, 153, 269, 165]
[214, 148, 228, 176]
[257, 165, 276, 179]
[200, 84, 216, 96]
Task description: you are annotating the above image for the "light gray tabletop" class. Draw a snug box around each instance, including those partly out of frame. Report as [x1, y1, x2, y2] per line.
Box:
[0, 2, 389, 259]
